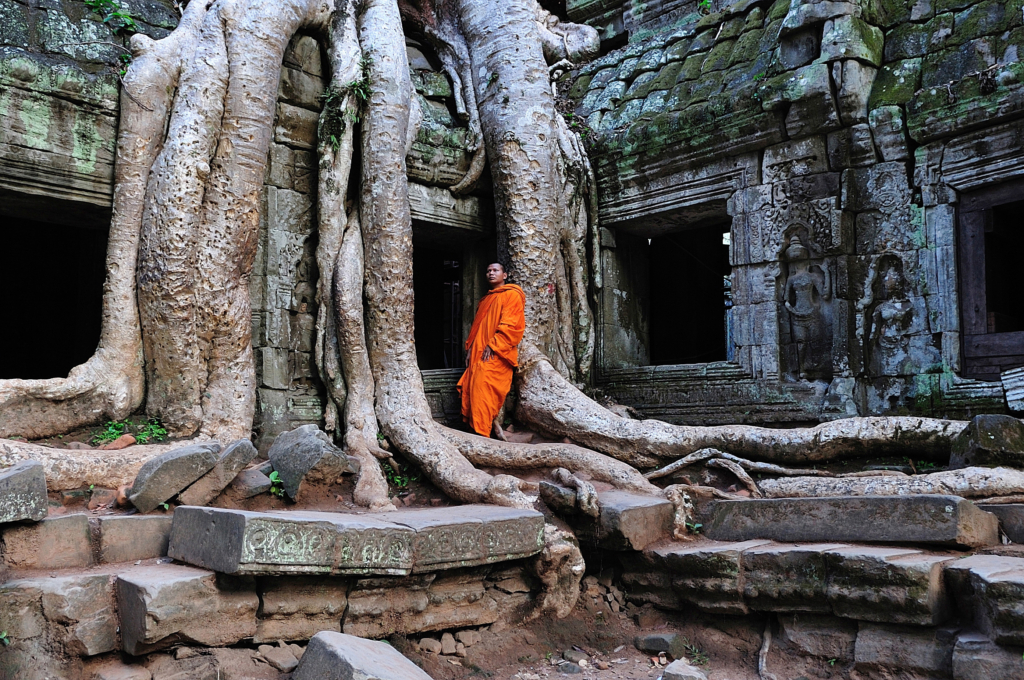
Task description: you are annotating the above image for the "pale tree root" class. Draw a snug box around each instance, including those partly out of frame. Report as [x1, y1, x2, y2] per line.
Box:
[645, 447, 834, 481]
[527, 522, 586, 620]
[0, 439, 207, 491]
[759, 466, 1024, 499]
[515, 353, 966, 467]
[0, 1, 213, 440]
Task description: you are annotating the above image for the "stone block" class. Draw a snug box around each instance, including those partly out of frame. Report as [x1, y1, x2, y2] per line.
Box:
[1003, 367, 1024, 413]
[278, 66, 324, 110]
[945, 555, 1024, 646]
[742, 543, 848, 612]
[255, 576, 348, 642]
[268, 425, 355, 500]
[230, 468, 272, 498]
[869, 106, 909, 161]
[178, 439, 258, 507]
[821, 16, 883, 65]
[293, 631, 434, 680]
[572, 491, 674, 551]
[0, 459, 48, 524]
[705, 495, 999, 548]
[952, 633, 1024, 680]
[779, 28, 819, 69]
[97, 515, 173, 564]
[977, 504, 1024, 543]
[168, 507, 415, 576]
[275, 102, 319, 149]
[650, 539, 770, 614]
[834, 59, 877, 125]
[950, 414, 1024, 469]
[260, 346, 290, 389]
[854, 622, 954, 676]
[1, 513, 94, 569]
[763, 136, 829, 183]
[343, 570, 499, 637]
[1, 573, 117, 657]
[129, 443, 221, 513]
[115, 564, 258, 655]
[824, 546, 953, 625]
[778, 614, 857, 661]
[869, 57, 922, 109]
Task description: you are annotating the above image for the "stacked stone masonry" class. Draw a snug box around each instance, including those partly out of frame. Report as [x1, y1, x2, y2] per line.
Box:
[570, 0, 1024, 422]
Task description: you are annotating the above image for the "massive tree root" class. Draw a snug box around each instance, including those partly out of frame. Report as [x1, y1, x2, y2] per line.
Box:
[0, 0, 990, 617]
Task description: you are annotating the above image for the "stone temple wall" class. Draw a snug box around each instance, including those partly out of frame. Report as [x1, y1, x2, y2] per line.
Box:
[570, 0, 1024, 422]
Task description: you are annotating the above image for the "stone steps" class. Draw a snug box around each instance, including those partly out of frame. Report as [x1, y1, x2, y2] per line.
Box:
[703, 494, 1000, 548]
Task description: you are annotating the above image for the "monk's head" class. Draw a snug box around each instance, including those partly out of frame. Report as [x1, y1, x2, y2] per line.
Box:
[485, 263, 508, 289]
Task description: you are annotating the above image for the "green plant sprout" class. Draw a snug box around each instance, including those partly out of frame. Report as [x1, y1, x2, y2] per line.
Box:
[0, 631, 10, 646]
[268, 470, 285, 497]
[84, 0, 137, 35]
[382, 462, 420, 490]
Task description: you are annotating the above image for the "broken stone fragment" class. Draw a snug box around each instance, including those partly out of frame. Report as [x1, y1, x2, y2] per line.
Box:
[293, 631, 434, 680]
[634, 632, 685, 660]
[441, 631, 457, 655]
[128, 443, 222, 513]
[662, 659, 708, 680]
[178, 439, 258, 506]
[455, 630, 481, 647]
[419, 637, 442, 654]
[267, 425, 357, 500]
[230, 468, 273, 498]
[950, 414, 1024, 469]
[259, 644, 299, 672]
[0, 459, 48, 524]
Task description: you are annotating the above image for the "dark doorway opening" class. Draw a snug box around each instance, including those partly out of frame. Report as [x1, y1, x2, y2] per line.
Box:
[648, 223, 732, 365]
[413, 245, 464, 370]
[0, 217, 108, 379]
[959, 181, 1024, 381]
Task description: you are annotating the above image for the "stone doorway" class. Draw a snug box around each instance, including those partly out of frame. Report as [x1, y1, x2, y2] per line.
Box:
[0, 212, 108, 379]
[413, 245, 464, 370]
[648, 224, 732, 365]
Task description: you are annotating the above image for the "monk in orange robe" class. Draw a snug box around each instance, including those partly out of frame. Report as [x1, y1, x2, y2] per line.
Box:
[457, 263, 526, 437]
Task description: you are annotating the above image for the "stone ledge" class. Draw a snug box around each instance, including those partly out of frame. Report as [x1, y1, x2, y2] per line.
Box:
[167, 505, 545, 576]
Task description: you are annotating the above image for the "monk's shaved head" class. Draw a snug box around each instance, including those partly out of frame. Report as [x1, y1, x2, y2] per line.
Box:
[485, 262, 508, 289]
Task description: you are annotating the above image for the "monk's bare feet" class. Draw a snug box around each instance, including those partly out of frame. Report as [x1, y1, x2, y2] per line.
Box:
[492, 418, 508, 441]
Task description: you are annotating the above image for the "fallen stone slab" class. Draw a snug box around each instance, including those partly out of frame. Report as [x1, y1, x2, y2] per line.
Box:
[649, 540, 770, 614]
[704, 495, 999, 548]
[634, 632, 686, 660]
[945, 555, 1024, 646]
[976, 503, 1024, 543]
[0, 459, 47, 524]
[571, 491, 674, 551]
[169, 505, 544, 576]
[952, 633, 1024, 680]
[230, 467, 273, 498]
[950, 414, 1024, 469]
[254, 575, 349, 643]
[169, 507, 416, 575]
[268, 425, 356, 500]
[1, 513, 94, 569]
[178, 439, 257, 506]
[294, 631, 435, 680]
[129, 443, 221, 513]
[87, 661, 153, 680]
[824, 546, 954, 625]
[115, 563, 258, 655]
[741, 543, 849, 612]
[389, 505, 545, 572]
[96, 515, 173, 564]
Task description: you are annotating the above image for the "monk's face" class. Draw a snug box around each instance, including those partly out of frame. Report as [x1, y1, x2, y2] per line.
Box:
[486, 263, 507, 288]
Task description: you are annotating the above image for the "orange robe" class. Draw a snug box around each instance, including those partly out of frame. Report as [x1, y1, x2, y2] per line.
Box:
[457, 284, 526, 436]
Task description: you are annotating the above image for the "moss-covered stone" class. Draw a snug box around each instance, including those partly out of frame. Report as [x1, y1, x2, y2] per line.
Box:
[568, 72, 594, 101]
[718, 15, 747, 40]
[678, 53, 706, 82]
[665, 38, 693, 63]
[728, 28, 763, 67]
[0, 0, 30, 48]
[935, 0, 984, 15]
[743, 6, 764, 32]
[863, 0, 914, 28]
[884, 13, 954, 62]
[768, 0, 790, 22]
[415, 71, 452, 99]
[616, 56, 640, 81]
[920, 37, 996, 89]
[623, 70, 658, 100]
[702, 37, 737, 73]
[907, 59, 1024, 141]
[689, 28, 718, 54]
[821, 15, 884, 66]
[869, 58, 922, 108]
[648, 61, 683, 91]
[591, 66, 619, 87]
[952, 0, 1024, 45]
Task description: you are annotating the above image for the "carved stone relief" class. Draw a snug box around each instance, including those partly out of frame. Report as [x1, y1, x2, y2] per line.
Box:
[777, 227, 834, 383]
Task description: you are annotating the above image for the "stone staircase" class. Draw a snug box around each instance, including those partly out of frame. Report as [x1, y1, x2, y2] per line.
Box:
[3, 465, 1024, 678]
